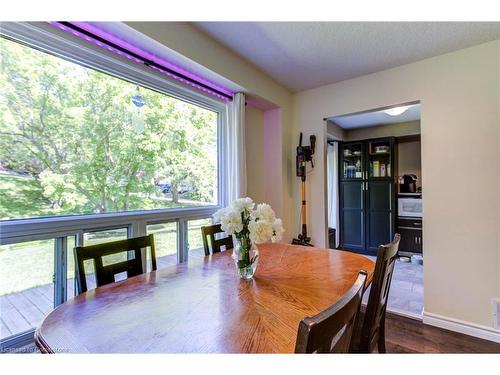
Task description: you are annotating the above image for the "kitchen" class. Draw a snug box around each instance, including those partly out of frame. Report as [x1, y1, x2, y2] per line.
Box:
[326, 102, 424, 318]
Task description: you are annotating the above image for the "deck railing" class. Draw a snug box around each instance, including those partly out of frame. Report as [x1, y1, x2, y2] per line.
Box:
[0, 207, 216, 350]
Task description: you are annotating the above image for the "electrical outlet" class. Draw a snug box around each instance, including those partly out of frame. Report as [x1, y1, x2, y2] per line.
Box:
[492, 298, 500, 330]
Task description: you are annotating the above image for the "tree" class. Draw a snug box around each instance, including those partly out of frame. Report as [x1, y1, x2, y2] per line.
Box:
[0, 37, 218, 219]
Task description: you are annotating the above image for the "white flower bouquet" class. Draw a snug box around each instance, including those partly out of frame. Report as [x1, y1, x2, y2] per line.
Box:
[213, 197, 284, 279]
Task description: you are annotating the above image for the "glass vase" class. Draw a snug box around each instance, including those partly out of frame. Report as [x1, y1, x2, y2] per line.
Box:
[232, 239, 259, 280]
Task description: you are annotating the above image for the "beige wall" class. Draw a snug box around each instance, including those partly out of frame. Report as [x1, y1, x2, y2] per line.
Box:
[343, 120, 421, 141]
[398, 140, 422, 188]
[126, 23, 295, 241]
[293, 39, 500, 329]
[327, 121, 346, 140]
[264, 108, 284, 215]
[245, 106, 265, 203]
[124, 22, 499, 333]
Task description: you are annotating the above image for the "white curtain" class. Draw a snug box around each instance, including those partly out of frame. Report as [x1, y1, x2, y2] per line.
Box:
[225, 92, 246, 204]
[327, 142, 339, 246]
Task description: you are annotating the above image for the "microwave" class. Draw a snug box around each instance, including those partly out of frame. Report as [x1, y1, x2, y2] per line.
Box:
[398, 198, 422, 217]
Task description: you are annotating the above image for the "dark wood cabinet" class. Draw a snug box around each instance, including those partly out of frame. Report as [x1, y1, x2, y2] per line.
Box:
[366, 180, 394, 252]
[397, 217, 423, 254]
[339, 180, 365, 251]
[339, 137, 396, 255]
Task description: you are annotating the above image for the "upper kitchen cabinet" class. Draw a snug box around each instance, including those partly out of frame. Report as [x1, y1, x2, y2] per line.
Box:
[340, 141, 364, 180]
[367, 137, 395, 179]
[340, 137, 395, 181]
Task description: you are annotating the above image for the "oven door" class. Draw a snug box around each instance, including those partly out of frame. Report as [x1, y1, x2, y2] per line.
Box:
[398, 198, 422, 217]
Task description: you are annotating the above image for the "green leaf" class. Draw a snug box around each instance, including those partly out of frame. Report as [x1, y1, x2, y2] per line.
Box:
[237, 260, 249, 269]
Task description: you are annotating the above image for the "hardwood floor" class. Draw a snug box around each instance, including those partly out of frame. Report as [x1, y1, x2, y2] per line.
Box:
[384, 313, 500, 353]
[4, 312, 500, 353]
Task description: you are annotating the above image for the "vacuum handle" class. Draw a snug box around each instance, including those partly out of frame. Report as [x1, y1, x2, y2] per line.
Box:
[310, 135, 316, 155]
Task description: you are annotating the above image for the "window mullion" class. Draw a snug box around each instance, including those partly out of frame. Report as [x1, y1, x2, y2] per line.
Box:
[53, 237, 67, 307]
[177, 220, 188, 263]
[73, 231, 84, 295]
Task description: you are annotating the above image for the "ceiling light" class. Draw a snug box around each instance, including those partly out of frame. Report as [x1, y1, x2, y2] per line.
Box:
[384, 106, 409, 116]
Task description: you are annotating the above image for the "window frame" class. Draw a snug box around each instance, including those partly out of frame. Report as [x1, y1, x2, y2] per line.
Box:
[0, 22, 228, 245]
[0, 22, 228, 347]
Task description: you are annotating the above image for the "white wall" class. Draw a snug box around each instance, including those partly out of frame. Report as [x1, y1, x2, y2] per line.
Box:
[293, 40, 500, 330]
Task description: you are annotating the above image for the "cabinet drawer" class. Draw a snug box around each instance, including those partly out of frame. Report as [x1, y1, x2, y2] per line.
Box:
[398, 227, 423, 253]
[397, 218, 422, 229]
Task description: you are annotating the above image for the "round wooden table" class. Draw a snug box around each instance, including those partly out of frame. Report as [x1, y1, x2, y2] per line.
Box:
[35, 243, 374, 353]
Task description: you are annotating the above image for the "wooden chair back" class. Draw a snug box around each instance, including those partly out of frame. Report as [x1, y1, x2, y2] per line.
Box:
[356, 233, 401, 353]
[295, 270, 368, 353]
[201, 224, 234, 256]
[74, 234, 156, 294]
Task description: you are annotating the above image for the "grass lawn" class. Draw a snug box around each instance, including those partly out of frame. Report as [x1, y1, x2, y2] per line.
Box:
[0, 170, 212, 296]
[0, 171, 206, 220]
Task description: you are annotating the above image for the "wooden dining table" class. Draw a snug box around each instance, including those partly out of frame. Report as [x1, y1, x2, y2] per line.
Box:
[35, 243, 375, 353]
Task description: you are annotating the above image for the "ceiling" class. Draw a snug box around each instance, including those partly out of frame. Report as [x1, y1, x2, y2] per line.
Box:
[330, 103, 421, 129]
[194, 22, 500, 92]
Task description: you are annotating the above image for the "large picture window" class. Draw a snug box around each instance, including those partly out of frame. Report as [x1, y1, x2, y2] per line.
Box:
[0, 24, 226, 347]
[0, 37, 219, 221]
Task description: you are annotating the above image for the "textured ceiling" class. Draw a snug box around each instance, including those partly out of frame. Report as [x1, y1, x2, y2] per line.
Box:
[330, 104, 421, 129]
[194, 22, 500, 92]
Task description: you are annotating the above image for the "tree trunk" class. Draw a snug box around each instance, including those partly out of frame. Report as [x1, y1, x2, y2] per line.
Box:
[171, 182, 179, 203]
[123, 191, 129, 211]
[100, 185, 107, 213]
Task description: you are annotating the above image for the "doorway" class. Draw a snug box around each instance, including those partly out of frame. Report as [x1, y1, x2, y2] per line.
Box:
[325, 102, 424, 319]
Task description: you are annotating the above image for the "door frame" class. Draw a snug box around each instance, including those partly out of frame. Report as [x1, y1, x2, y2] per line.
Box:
[323, 100, 420, 250]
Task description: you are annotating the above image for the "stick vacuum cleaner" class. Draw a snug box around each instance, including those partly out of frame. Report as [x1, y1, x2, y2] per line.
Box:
[292, 132, 316, 246]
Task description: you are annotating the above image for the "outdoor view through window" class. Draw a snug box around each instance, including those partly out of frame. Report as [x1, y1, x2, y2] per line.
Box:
[0, 37, 219, 221]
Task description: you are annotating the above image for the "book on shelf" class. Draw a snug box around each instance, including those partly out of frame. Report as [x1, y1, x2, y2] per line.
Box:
[373, 161, 380, 177]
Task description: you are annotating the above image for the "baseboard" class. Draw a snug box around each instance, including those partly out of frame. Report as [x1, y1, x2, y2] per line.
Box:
[423, 311, 500, 343]
[387, 307, 423, 321]
[361, 302, 423, 321]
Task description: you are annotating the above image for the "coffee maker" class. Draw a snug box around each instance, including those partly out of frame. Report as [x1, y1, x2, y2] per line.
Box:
[400, 174, 417, 193]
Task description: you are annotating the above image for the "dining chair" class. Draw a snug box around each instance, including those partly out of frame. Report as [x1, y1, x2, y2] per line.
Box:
[74, 234, 157, 294]
[201, 224, 234, 256]
[350, 233, 401, 353]
[294, 270, 368, 353]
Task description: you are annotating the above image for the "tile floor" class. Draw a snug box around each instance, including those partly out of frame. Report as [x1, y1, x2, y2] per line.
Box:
[363, 256, 424, 318]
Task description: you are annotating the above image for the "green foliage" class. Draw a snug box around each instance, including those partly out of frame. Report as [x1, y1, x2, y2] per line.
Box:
[0, 38, 218, 219]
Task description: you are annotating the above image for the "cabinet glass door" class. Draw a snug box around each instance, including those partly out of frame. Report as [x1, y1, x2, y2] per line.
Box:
[342, 143, 363, 179]
[368, 139, 392, 178]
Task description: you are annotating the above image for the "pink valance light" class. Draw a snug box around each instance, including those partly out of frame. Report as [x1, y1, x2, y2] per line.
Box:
[48, 22, 233, 101]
